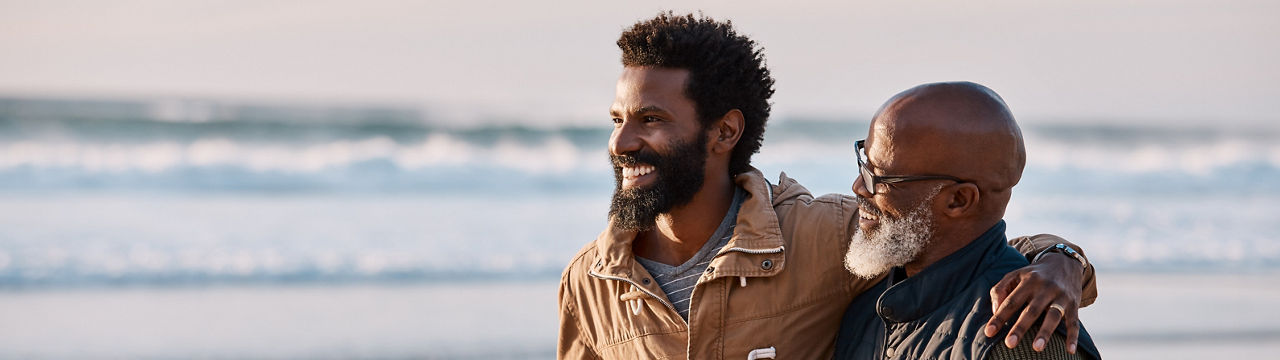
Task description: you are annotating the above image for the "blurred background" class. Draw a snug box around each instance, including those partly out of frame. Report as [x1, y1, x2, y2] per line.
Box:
[1, 0, 1277, 358]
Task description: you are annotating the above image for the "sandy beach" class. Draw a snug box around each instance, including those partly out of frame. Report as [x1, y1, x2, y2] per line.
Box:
[0, 281, 558, 359]
[1082, 271, 1280, 359]
[1, 271, 1277, 359]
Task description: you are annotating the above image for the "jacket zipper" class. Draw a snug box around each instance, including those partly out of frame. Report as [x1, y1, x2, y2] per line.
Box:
[721, 245, 784, 255]
[586, 269, 679, 314]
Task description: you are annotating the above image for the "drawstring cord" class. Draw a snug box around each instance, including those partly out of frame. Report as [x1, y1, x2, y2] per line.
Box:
[747, 346, 776, 359]
[619, 284, 647, 316]
[739, 276, 747, 287]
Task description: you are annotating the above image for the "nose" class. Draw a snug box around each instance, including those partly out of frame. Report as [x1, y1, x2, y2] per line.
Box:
[609, 120, 642, 156]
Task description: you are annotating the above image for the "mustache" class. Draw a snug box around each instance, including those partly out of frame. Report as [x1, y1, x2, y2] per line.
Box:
[853, 195, 882, 217]
[610, 151, 662, 168]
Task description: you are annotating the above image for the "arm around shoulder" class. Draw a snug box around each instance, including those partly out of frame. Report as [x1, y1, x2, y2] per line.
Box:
[1008, 234, 1097, 306]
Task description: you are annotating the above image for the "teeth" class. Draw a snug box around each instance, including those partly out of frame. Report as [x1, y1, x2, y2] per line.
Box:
[623, 165, 655, 178]
[859, 210, 877, 220]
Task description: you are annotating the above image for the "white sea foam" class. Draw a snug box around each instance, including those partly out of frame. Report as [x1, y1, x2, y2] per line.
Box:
[0, 130, 1276, 178]
[0, 134, 603, 175]
[1027, 135, 1276, 175]
[489, 136, 583, 174]
[392, 133, 476, 168]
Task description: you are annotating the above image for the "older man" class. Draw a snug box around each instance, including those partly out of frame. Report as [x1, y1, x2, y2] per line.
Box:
[833, 82, 1101, 359]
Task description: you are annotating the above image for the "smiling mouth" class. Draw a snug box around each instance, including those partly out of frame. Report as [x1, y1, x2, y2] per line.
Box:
[859, 208, 878, 221]
[622, 164, 655, 179]
[621, 164, 655, 186]
[857, 206, 881, 231]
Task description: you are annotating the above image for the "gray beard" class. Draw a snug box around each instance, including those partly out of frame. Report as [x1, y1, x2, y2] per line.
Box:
[844, 192, 939, 279]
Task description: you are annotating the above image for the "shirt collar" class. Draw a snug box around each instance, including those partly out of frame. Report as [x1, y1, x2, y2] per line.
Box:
[876, 221, 1008, 323]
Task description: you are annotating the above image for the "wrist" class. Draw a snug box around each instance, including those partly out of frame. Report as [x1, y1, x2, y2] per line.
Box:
[1033, 243, 1088, 274]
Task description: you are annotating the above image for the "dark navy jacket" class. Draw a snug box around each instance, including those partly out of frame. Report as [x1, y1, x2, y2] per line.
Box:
[833, 221, 1101, 359]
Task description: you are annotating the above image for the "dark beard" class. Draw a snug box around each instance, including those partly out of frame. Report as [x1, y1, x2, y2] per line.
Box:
[608, 135, 708, 231]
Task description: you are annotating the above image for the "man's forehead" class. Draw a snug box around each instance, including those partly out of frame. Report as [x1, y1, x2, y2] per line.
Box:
[865, 117, 931, 167]
[869, 106, 945, 144]
[611, 67, 693, 115]
[866, 115, 904, 150]
[616, 67, 689, 91]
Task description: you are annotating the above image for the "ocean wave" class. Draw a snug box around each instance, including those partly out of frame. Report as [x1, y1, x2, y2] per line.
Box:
[4, 134, 1278, 174]
[2, 119, 1279, 193]
[0, 246, 567, 288]
[1026, 133, 1280, 175]
[0, 134, 596, 175]
[765, 135, 1280, 174]
[0, 218, 1275, 288]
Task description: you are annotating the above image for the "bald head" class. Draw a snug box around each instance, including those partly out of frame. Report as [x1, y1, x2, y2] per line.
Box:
[867, 81, 1025, 215]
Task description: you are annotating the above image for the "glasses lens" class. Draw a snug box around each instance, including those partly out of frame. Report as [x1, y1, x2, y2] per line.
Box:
[860, 165, 876, 195]
[855, 140, 875, 194]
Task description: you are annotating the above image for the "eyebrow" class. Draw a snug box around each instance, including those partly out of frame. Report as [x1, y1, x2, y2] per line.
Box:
[610, 105, 669, 117]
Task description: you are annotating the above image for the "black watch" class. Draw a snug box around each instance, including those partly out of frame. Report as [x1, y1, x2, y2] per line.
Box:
[1033, 243, 1088, 273]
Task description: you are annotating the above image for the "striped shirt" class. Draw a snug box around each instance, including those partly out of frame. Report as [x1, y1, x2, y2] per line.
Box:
[636, 187, 745, 321]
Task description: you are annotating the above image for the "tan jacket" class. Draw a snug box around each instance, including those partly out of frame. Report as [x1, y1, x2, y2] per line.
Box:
[558, 169, 1096, 359]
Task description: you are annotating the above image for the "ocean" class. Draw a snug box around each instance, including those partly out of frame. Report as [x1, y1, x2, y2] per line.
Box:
[1, 97, 1278, 358]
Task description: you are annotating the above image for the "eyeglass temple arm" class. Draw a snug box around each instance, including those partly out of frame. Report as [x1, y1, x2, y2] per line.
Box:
[877, 175, 965, 184]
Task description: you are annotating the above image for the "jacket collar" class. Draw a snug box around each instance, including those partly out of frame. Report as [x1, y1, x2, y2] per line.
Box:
[720, 168, 786, 253]
[876, 221, 1009, 323]
[591, 167, 788, 281]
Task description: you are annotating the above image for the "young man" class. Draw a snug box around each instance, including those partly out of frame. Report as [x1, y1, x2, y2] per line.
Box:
[833, 82, 1101, 359]
[558, 13, 1096, 359]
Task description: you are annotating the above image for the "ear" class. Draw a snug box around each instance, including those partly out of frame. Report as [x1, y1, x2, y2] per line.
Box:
[709, 109, 745, 155]
[938, 182, 980, 219]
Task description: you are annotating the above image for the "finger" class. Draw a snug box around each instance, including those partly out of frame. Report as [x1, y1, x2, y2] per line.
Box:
[1064, 304, 1080, 354]
[1031, 304, 1065, 352]
[1005, 295, 1053, 349]
[989, 271, 1020, 314]
[985, 276, 1030, 338]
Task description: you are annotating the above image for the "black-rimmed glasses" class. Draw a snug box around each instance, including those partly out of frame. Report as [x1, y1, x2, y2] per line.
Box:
[855, 139, 966, 195]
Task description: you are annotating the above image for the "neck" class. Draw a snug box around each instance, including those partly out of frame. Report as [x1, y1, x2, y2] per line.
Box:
[902, 218, 1000, 277]
[634, 171, 736, 266]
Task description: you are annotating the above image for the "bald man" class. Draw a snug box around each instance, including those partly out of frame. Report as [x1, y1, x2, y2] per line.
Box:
[832, 82, 1102, 360]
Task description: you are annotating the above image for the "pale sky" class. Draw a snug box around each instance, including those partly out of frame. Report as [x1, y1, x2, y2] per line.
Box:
[2, 0, 1277, 127]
